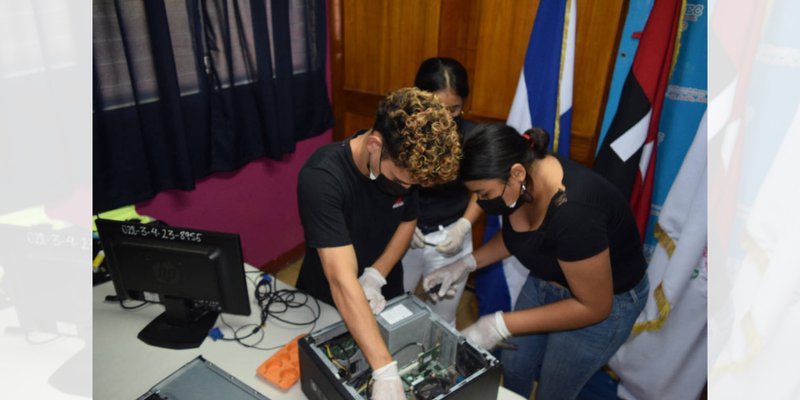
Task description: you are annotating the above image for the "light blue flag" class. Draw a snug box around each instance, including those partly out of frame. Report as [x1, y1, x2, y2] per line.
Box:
[596, 0, 656, 156]
[642, 1, 708, 259]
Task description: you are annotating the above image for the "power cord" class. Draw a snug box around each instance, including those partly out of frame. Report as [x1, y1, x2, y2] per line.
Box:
[108, 295, 149, 310]
[118, 299, 149, 310]
[215, 273, 321, 351]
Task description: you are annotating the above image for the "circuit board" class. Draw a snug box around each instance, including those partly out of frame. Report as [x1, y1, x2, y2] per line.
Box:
[321, 334, 454, 399]
[299, 295, 501, 400]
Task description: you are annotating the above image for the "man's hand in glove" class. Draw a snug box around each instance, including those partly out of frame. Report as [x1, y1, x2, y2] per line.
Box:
[371, 361, 405, 400]
[358, 267, 387, 314]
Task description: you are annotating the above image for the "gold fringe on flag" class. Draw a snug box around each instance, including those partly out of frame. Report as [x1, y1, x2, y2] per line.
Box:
[710, 310, 762, 379]
[668, 0, 688, 79]
[654, 221, 676, 257]
[632, 283, 670, 334]
[553, 0, 573, 154]
[631, 222, 675, 333]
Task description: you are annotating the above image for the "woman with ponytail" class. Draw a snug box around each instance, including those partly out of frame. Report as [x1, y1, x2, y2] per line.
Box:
[402, 57, 482, 325]
[423, 123, 649, 400]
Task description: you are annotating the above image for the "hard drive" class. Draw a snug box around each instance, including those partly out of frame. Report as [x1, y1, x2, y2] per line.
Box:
[299, 294, 502, 400]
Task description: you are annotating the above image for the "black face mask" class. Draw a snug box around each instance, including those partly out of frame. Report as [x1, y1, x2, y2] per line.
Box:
[368, 150, 411, 197]
[477, 181, 526, 216]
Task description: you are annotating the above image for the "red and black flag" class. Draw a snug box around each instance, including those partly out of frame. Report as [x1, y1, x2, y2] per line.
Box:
[593, 0, 683, 239]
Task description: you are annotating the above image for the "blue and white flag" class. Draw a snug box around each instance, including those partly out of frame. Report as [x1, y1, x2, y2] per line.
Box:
[476, 0, 577, 316]
[507, 0, 576, 156]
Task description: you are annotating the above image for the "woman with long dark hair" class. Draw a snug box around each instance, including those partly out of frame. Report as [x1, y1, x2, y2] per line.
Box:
[423, 123, 648, 399]
[402, 57, 482, 324]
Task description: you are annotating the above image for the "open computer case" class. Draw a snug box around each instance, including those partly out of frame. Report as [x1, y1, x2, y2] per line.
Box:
[299, 294, 501, 400]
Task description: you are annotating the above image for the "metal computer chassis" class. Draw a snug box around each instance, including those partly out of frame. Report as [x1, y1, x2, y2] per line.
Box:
[299, 294, 501, 400]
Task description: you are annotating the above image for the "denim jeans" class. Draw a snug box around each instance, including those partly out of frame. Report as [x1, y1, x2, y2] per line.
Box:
[501, 274, 649, 400]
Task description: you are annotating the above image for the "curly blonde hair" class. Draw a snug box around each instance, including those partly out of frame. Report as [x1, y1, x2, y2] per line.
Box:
[372, 87, 461, 187]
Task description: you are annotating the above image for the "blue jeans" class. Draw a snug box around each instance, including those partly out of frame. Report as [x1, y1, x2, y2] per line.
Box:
[501, 274, 648, 400]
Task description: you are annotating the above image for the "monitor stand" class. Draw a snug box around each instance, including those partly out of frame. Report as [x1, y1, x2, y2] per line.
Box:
[49, 343, 91, 397]
[138, 297, 219, 349]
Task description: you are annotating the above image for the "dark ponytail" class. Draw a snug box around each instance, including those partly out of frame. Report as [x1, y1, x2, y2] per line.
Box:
[460, 123, 549, 182]
[522, 127, 549, 159]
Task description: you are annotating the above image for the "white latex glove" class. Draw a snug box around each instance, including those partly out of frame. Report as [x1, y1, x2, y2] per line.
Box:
[461, 311, 511, 351]
[358, 267, 387, 314]
[422, 254, 477, 301]
[410, 227, 426, 249]
[435, 218, 472, 256]
[371, 361, 405, 400]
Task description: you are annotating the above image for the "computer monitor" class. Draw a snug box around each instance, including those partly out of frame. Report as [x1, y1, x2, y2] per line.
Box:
[0, 223, 92, 397]
[95, 219, 251, 349]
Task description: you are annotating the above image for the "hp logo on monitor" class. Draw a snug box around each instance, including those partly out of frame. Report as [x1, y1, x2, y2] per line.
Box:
[152, 262, 180, 285]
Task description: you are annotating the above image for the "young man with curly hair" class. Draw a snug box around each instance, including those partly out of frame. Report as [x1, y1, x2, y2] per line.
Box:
[296, 87, 461, 400]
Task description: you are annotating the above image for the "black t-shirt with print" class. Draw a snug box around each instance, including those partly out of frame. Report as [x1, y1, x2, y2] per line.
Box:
[296, 130, 417, 305]
[502, 156, 645, 294]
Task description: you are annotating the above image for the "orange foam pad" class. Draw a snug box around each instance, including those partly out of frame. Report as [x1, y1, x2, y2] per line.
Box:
[256, 334, 305, 391]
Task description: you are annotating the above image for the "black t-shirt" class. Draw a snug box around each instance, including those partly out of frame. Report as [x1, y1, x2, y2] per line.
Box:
[416, 118, 476, 233]
[502, 156, 645, 294]
[295, 130, 417, 305]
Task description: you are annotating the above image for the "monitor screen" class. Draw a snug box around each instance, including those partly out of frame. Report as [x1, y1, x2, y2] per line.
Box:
[96, 219, 251, 349]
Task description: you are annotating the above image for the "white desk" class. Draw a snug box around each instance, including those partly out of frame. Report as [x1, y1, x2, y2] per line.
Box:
[93, 265, 524, 399]
[1, 307, 88, 399]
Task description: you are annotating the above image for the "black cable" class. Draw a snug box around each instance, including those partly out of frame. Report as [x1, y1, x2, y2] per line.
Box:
[218, 314, 259, 342]
[254, 274, 321, 328]
[391, 341, 425, 357]
[218, 273, 321, 351]
[413, 376, 450, 400]
[118, 299, 149, 310]
[245, 273, 260, 289]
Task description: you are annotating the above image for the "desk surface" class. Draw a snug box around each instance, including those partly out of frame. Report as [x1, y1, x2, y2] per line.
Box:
[93, 265, 524, 400]
[1, 307, 88, 399]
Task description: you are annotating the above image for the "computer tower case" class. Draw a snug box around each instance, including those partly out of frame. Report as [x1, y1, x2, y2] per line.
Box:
[299, 294, 502, 400]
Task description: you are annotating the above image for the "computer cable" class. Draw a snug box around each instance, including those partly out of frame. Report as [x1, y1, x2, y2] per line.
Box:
[391, 341, 425, 357]
[253, 273, 321, 329]
[118, 299, 149, 310]
[215, 273, 321, 351]
[413, 376, 450, 400]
